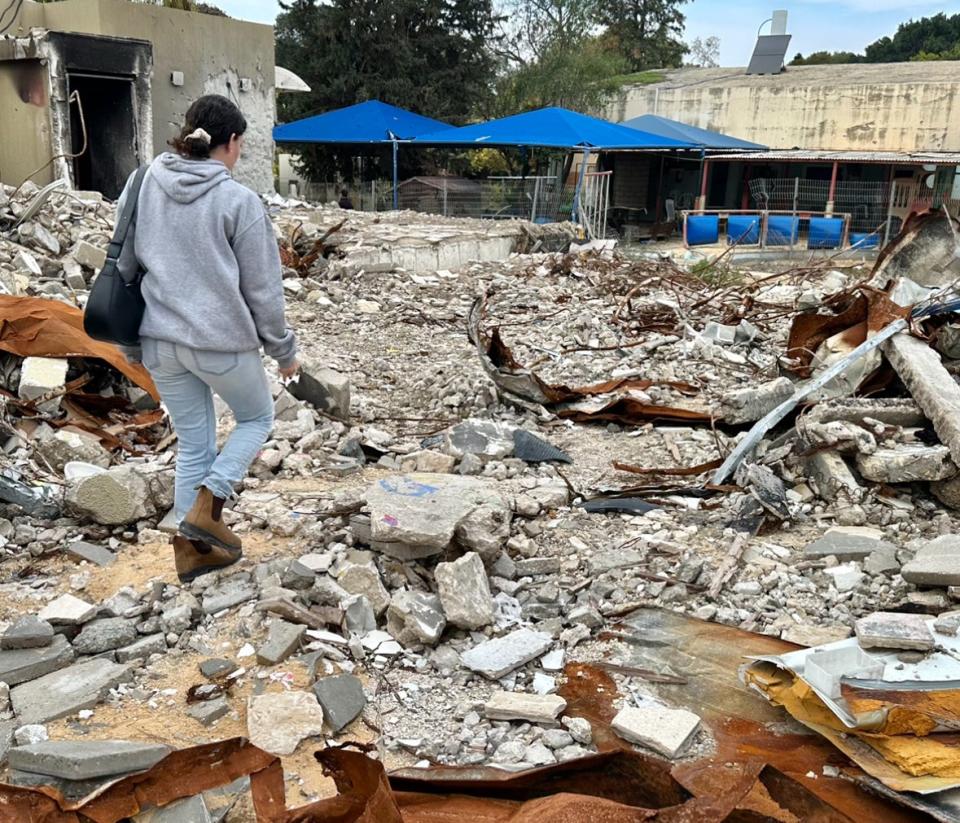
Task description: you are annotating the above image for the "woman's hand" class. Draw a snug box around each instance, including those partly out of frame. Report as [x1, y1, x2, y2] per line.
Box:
[279, 360, 300, 380]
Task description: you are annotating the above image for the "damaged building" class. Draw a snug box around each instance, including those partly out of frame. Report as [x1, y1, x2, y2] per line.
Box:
[0, 0, 276, 196]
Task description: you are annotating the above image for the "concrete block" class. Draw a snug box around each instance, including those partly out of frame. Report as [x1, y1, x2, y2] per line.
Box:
[803, 526, 896, 561]
[335, 551, 390, 615]
[902, 535, 960, 586]
[201, 580, 259, 614]
[64, 541, 116, 568]
[312, 673, 366, 733]
[484, 691, 567, 725]
[11, 659, 134, 725]
[823, 563, 864, 592]
[461, 628, 554, 679]
[72, 618, 138, 655]
[856, 445, 957, 483]
[65, 466, 154, 526]
[116, 633, 167, 663]
[386, 590, 446, 646]
[72, 240, 107, 271]
[611, 704, 701, 758]
[0, 635, 74, 686]
[286, 362, 350, 420]
[256, 620, 305, 666]
[1, 616, 54, 650]
[719, 377, 794, 425]
[780, 624, 852, 647]
[35, 430, 112, 473]
[8, 739, 170, 780]
[37, 594, 97, 626]
[199, 659, 238, 680]
[18, 357, 68, 414]
[434, 552, 495, 629]
[855, 612, 935, 651]
[187, 697, 230, 726]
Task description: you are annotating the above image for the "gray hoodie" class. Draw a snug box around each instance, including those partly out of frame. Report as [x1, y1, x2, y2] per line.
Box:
[117, 153, 297, 367]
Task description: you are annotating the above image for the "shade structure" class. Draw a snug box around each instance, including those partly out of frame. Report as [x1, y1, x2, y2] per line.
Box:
[621, 114, 766, 151]
[413, 107, 695, 150]
[273, 100, 449, 144]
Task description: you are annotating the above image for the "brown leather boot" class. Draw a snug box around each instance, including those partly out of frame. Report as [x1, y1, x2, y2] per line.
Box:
[180, 486, 241, 551]
[172, 534, 241, 583]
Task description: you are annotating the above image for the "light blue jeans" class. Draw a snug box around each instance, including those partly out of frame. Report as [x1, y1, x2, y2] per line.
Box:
[141, 338, 274, 521]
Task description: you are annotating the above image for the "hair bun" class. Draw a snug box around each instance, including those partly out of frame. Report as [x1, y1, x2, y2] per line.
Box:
[185, 127, 212, 144]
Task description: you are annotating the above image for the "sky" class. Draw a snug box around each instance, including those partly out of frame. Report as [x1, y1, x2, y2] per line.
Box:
[219, 0, 960, 66]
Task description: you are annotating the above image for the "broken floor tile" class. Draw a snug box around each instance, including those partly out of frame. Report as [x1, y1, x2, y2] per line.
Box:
[612, 703, 701, 758]
[855, 612, 935, 651]
[484, 691, 566, 725]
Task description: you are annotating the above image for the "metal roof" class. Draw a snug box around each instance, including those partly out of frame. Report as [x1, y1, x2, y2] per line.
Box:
[708, 150, 960, 165]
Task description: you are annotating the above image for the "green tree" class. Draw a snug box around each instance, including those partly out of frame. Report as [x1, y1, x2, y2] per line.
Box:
[593, 0, 689, 70]
[494, 0, 599, 64]
[276, 0, 498, 181]
[790, 50, 862, 65]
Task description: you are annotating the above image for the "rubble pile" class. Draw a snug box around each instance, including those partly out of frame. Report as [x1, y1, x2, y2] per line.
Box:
[3, 182, 960, 816]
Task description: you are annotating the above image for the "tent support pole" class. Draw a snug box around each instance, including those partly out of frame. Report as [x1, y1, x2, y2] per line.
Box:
[392, 139, 399, 210]
[572, 147, 591, 224]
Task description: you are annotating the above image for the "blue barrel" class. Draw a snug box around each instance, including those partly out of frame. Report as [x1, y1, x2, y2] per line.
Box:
[849, 232, 879, 249]
[766, 216, 799, 246]
[808, 217, 844, 249]
[727, 215, 760, 245]
[686, 215, 719, 246]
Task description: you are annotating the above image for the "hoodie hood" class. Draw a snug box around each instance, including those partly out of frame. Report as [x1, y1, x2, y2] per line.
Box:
[151, 152, 232, 204]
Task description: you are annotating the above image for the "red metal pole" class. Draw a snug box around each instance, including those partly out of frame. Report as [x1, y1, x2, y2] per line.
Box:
[697, 158, 710, 210]
[826, 160, 839, 215]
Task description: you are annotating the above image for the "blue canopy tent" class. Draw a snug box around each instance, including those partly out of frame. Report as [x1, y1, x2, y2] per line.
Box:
[414, 107, 697, 222]
[273, 100, 451, 209]
[620, 114, 766, 151]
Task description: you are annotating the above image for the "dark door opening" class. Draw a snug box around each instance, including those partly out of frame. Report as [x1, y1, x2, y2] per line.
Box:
[68, 73, 138, 199]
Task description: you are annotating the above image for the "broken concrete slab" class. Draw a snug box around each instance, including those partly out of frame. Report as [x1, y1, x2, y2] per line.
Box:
[442, 419, 514, 460]
[116, 634, 167, 663]
[335, 550, 390, 615]
[365, 474, 511, 559]
[883, 332, 960, 468]
[803, 527, 896, 562]
[434, 551, 495, 629]
[312, 673, 366, 733]
[8, 739, 171, 780]
[823, 563, 864, 593]
[72, 618, 137, 655]
[855, 611, 935, 651]
[71, 240, 107, 271]
[386, 590, 446, 646]
[806, 451, 863, 502]
[0, 634, 73, 686]
[37, 593, 97, 626]
[35, 430, 112, 473]
[719, 377, 794, 425]
[246, 691, 325, 756]
[201, 580, 259, 614]
[460, 628, 554, 679]
[11, 658, 134, 724]
[286, 360, 350, 420]
[611, 704, 701, 758]
[64, 540, 116, 568]
[187, 697, 230, 727]
[856, 444, 957, 483]
[780, 624, 852, 647]
[1, 616, 54, 650]
[256, 620, 305, 666]
[901, 535, 960, 586]
[65, 465, 155, 526]
[483, 691, 567, 725]
[133, 795, 212, 823]
[18, 357, 68, 414]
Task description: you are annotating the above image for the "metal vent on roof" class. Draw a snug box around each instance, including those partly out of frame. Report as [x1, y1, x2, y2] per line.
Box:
[747, 10, 790, 74]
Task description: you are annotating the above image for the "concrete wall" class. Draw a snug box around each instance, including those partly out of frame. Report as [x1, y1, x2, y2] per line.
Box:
[610, 63, 960, 152]
[0, 45, 54, 187]
[14, 0, 275, 192]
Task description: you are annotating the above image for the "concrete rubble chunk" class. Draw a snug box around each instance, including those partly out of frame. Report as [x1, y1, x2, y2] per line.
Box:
[780, 625, 852, 647]
[612, 704, 701, 758]
[286, 360, 350, 420]
[187, 697, 230, 727]
[803, 526, 896, 561]
[365, 474, 511, 560]
[883, 333, 960, 468]
[901, 535, 960, 586]
[823, 563, 864, 593]
[856, 444, 957, 483]
[335, 550, 390, 615]
[37, 594, 97, 626]
[312, 673, 366, 733]
[719, 377, 794, 425]
[0, 634, 74, 686]
[461, 628, 554, 679]
[116, 634, 167, 663]
[386, 590, 446, 646]
[443, 419, 514, 460]
[483, 691, 567, 725]
[201, 580, 259, 614]
[71, 240, 107, 271]
[64, 540, 116, 568]
[256, 620, 305, 666]
[434, 552, 495, 629]
[9, 739, 171, 780]
[246, 691, 325, 756]
[11, 659, 134, 725]
[72, 618, 137, 655]
[35, 430, 112, 473]
[342, 595, 377, 636]
[1, 616, 54, 650]
[200, 659, 239, 680]
[65, 465, 155, 525]
[18, 357, 69, 414]
[133, 795, 212, 823]
[806, 451, 863, 502]
[855, 612, 935, 651]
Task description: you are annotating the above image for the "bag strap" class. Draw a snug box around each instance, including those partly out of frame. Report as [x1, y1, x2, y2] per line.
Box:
[105, 165, 148, 264]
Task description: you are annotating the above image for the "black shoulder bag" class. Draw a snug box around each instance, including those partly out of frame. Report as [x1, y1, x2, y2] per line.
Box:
[83, 165, 149, 347]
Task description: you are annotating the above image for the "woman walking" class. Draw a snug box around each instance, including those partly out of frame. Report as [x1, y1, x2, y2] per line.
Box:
[119, 95, 298, 581]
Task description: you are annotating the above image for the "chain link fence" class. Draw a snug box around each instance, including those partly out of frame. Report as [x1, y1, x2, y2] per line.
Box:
[748, 178, 890, 234]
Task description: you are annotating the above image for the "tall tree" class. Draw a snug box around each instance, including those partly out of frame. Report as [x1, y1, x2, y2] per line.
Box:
[687, 35, 719, 67]
[494, 0, 598, 65]
[594, 0, 689, 70]
[276, 0, 498, 180]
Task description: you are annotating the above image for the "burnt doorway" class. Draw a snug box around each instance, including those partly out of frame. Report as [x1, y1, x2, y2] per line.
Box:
[68, 73, 137, 199]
